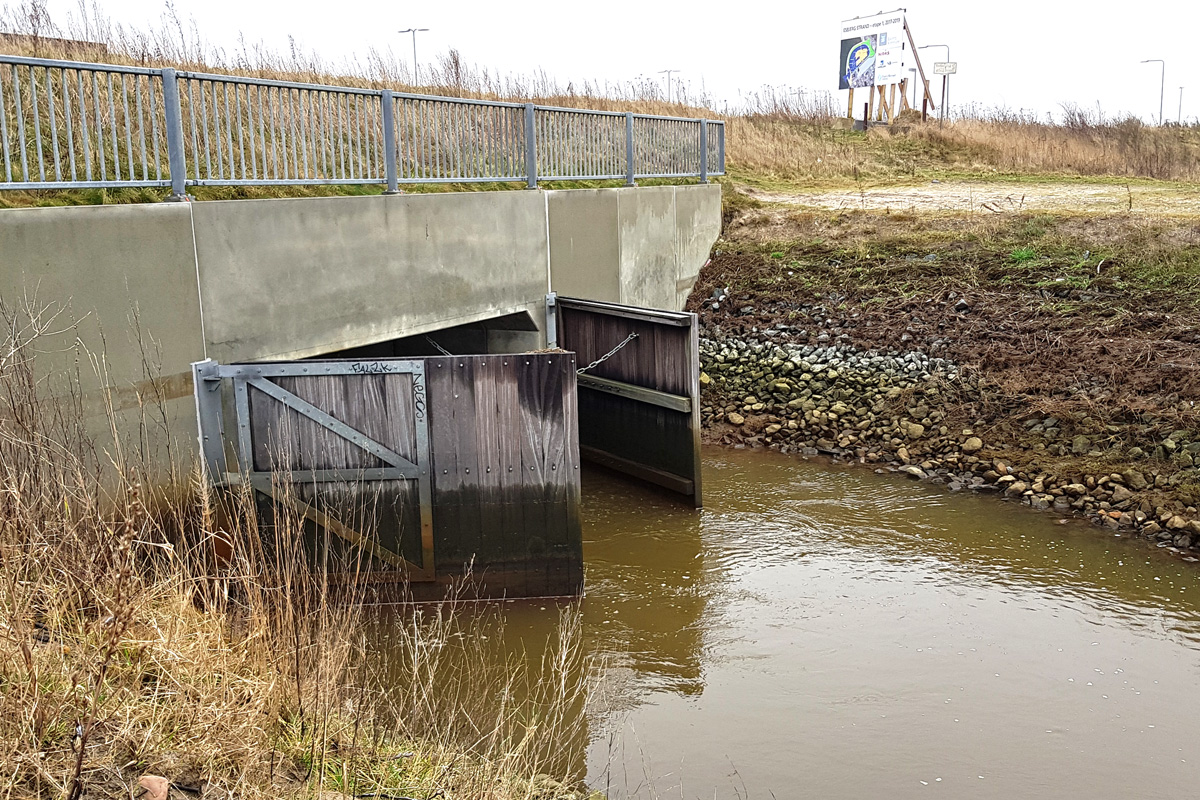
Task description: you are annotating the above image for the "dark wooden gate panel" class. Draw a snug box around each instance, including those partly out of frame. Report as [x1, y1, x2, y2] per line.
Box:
[192, 354, 582, 596]
[556, 296, 702, 507]
[426, 353, 581, 597]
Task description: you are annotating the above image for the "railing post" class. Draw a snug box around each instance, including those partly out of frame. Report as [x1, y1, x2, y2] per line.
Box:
[718, 123, 726, 175]
[524, 103, 537, 189]
[380, 90, 399, 194]
[699, 119, 708, 184]
[624, 112, 635, 187]
[160, 68, 188, 200]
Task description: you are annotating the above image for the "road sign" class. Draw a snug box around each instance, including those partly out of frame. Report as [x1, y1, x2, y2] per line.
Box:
[933, 61, 958, 75]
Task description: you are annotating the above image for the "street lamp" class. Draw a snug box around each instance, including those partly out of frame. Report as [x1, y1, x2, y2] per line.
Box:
[658, 69, 680, 104]
[399, 27, 430, 85]
[919, 44, 950, 123]
[1141, 59, 1164, 125]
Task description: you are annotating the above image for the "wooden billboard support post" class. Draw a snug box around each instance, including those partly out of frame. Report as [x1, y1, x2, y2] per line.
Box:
[904, 19, 938, 116]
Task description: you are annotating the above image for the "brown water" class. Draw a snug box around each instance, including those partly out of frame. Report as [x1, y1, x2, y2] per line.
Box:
[464, 446, 1200, 798]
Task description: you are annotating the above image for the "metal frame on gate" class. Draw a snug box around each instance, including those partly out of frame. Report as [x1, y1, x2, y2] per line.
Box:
[192, 358, 435, 580]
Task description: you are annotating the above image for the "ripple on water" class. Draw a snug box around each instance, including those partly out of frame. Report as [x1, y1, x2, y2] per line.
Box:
[577, 447, 1200, 798]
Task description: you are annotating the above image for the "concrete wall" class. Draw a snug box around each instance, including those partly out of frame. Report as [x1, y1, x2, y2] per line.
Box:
[547, 184, 721, 311]
[0, 184, 720, 470]
[193, 191, 552, 363]
[0, 203, 206, 471]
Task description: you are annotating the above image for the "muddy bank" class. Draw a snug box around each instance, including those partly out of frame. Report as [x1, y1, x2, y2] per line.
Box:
[692, 206, 1200, 555]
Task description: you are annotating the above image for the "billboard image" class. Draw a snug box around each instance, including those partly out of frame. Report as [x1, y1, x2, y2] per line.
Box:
[839, 11, 908, 89]
[839, 35, 876, 89]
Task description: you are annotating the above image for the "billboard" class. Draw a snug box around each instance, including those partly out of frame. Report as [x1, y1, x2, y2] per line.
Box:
[839, 11, 908, 89]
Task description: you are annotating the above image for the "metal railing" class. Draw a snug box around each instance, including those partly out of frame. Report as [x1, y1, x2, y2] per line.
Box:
[0, 54, 725, 195]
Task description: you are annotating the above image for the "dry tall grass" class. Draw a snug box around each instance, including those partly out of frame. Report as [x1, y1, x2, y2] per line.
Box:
[0, 300, 597, 799]
[4, 1, 1200, 188]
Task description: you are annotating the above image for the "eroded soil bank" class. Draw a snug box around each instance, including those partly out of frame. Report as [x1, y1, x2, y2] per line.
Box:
[691, 201, 1200, 553]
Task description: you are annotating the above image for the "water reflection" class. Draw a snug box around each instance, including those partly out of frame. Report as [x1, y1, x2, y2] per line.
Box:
[383, 446, 1200, 799]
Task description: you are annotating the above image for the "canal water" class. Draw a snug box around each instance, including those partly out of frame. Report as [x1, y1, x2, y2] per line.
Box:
[563, 446, 1200, 799]
[407, 445, 1200, 798]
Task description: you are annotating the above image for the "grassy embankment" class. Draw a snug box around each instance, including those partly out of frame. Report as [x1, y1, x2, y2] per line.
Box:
[698, 202, 1200, 509]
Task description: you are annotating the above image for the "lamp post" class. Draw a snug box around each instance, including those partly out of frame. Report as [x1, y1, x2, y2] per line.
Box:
[919, 44, 950, 124]
[658, 69, 679, 104]
[399, 27, 430, 85]
[1141, 59, 1164, 125]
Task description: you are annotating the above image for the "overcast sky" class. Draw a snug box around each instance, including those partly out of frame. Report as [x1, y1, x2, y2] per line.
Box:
[21, 0, 1200, 123]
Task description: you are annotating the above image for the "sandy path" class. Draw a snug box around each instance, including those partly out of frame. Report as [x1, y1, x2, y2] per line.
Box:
[748, 180, 1200, 215]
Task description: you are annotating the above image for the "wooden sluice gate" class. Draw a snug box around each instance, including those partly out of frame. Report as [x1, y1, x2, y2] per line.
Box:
[193, 353, 582, 598]
[191, 297, 702, 599]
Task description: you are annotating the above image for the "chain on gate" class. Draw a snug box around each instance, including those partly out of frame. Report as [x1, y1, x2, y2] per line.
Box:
[576, 333, 639, 375]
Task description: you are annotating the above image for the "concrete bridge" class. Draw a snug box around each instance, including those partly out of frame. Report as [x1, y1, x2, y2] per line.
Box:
[0, 184, 720, 466]
[0, 54, 724, 595]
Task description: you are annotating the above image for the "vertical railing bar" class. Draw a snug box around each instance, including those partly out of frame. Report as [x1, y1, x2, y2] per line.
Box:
[30, 67, 45, 182]
[134, 74, 148, 180]
[248, 83, 260, 178]
[119, 74, 135, 181]
[0, 68, 11, 182]
[255, 85, 266, 181]
[419, 100, 428, 180]
[245, 83, 257, 180]
[148, 72, 162, 180]
[44, 68, 62, 182]
[349, 92, 358, 180]
[297, 89, 309, 180]
[348, 93, 359, 180]
[208, 81, 223, 180]
[446, 102, 456, 179]
[365, 95, 375, 180]
[333, 92, 344, 179]
[198, 80, 210, 180]
[234, 82, 247, 180]
[279, 87, 290, 181]
[62, 68, 77, 182]
[289, 88, 301, 180]
[222, 82, 235, 180]
[374, 96, 385, 181]
[92, 71, 105, 181]
[350, 92, 360, 179]
[308, 91, 321, 180]
[268, 86, 279, 180]
[186, 79, 198, 181]
[105, 73, 121, 181]
[315, 91, 328, 178]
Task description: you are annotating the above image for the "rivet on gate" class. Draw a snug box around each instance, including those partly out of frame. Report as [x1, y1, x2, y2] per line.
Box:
[508, 466, 513, 472]
[551, 464, 557, 470]
[486, 466, 491, 473]
[459, 363, 464, 368]
[443, 469, 448, 474]
[465, 468, 470, 474]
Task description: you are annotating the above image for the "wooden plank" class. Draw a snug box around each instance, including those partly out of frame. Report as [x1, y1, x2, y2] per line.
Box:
[846, 86, 855, 119]
[561, 355, 583, 593]
[577, 374, 691, 412]
[472, 356, 506, 573]
[557, 296, 692, 326]
[580, 445, 695, 495]
[495, 354, 530, 597]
